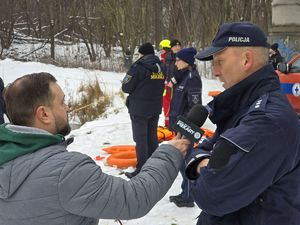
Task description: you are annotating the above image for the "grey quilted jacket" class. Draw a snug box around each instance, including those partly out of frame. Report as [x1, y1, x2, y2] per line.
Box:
[0, 125, 182, 225]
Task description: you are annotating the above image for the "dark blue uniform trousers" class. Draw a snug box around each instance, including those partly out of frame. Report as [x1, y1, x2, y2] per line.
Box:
[179, 146, 195, 201]
[130, 114, 159, 171]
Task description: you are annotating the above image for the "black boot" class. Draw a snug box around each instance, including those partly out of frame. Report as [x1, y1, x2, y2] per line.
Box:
[170, 194, 194, 207]
[169, 193, 183, 202]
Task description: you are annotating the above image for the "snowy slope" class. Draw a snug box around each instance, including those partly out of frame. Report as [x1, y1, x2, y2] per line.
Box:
[0, 58, 223, 225]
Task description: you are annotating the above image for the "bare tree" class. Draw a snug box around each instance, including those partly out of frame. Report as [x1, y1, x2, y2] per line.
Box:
[0, 0, 17, 56]
[0, 0, 272, 65]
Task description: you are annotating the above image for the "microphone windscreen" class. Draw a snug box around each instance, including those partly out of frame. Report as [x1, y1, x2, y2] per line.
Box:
[187, 104, 208, 127]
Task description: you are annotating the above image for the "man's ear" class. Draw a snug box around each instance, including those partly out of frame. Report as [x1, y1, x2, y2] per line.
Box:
[243, 50, 254, 71]
[35, 106, 52, 125]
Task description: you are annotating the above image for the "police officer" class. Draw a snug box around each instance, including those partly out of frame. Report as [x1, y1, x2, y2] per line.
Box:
[185, 22, 300, 225]
[169, 47, 202, 130]
[168, 47, 202, 207]
[122, 42, 164, 178]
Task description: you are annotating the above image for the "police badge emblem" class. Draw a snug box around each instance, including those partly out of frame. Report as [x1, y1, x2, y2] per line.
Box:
[122, 74, 132, 84]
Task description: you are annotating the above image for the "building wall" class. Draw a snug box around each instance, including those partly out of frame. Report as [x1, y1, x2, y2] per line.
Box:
[269, 0, 300, 61]
[272, 0, 300, 25]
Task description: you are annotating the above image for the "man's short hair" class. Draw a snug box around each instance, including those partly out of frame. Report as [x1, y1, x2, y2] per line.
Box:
[4, 72, 57, 126]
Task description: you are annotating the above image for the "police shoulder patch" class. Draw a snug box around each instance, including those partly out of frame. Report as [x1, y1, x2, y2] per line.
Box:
[191, 94, 200, 104]
[122, 74, 132, 84]
[248, 94, 268, 113]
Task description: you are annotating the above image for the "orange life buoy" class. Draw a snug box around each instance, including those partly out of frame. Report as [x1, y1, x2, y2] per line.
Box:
[106, 151, 137, 169]
[102, 145, 135, 154]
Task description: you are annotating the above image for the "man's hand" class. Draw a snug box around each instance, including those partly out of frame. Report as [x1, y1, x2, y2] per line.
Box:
[167, 133, 191, 156]
[196, 158, 209, 173]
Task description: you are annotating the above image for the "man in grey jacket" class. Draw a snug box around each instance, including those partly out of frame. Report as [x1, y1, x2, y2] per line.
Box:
[0, 72, 190, 225]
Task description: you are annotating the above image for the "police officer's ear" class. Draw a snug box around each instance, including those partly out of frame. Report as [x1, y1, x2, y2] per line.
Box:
[242, 49, 254, 71]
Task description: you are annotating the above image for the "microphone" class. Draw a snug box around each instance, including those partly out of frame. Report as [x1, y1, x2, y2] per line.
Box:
[172, 104, 209, 143]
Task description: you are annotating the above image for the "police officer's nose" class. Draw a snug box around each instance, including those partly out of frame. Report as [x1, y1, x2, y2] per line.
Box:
[212, 65, 221, 77]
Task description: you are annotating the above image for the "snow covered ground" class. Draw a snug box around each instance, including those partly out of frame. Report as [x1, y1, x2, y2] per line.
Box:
[0, 58, 223, 225]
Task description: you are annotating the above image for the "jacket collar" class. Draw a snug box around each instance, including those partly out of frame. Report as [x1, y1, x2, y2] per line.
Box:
[208, 64, 280, 125]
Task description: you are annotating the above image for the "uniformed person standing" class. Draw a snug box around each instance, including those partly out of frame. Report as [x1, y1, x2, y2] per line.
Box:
[168, 47, 202, 207]
[163, 40, 182, 128]
[185, 22, 300, 225]
[169, 47, 202, 130]
[269, 43, 283, 70]
[122, 43, 165, 178]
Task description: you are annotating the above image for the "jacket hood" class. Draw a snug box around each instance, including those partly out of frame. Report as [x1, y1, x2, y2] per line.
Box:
[0, 124, 64, 166]
[0, 124, 65, 199]
[137, 54, 162, 73]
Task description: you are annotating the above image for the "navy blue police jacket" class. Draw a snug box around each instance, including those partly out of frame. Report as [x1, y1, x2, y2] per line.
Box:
[187, 64, 300, 225]
[122, 54, 164, 117]
[169, 65, 202, 130]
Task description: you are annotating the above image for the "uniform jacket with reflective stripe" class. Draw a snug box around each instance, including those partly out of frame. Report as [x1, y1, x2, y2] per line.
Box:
[190, 64, 300, 225]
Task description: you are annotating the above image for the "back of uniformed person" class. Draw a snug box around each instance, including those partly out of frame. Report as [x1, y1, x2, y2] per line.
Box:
[185, 22, 300, 225]
[168, 47, 202, 207]
[122, 42, 165, 178]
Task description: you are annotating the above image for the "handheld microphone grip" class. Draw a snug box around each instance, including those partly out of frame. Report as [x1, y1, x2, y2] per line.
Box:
[175, 116, 204, 143]
[172, 104, 208, 143]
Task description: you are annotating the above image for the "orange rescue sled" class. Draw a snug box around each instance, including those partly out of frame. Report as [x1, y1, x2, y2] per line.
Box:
[157, 126, 175, 142]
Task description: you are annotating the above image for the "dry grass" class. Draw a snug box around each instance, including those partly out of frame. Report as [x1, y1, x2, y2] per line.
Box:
[68, 79, 111, 125]
[117, 88, 126, 101]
